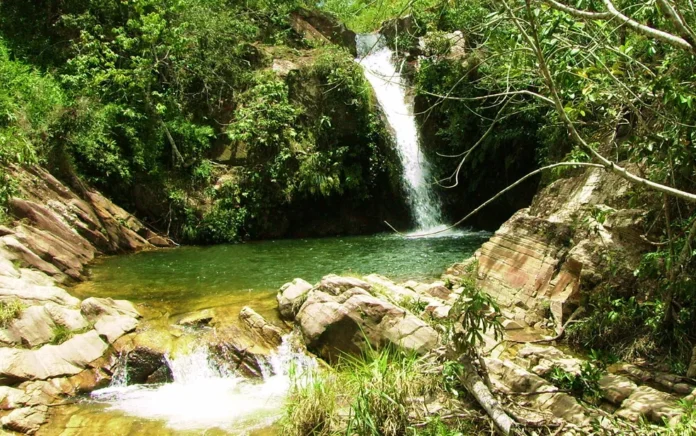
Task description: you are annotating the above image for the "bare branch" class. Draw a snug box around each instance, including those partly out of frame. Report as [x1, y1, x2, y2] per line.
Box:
[399, 162, 605, 238]
[511, 0, 696, 203]
[601, 0, 694, 51]
[542, 0, 694, 51]
[544, 0, 611, 19]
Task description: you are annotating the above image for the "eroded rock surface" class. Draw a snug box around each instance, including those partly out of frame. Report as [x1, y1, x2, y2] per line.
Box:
[290, 275, 439, 362]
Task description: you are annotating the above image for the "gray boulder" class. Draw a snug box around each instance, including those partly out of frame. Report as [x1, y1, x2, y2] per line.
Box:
[296, 287, 438, 363]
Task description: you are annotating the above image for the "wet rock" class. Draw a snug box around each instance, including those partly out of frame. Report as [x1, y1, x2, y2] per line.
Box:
[0, 405, 47, 434]
[209, 325, 271, 378]
[239, 306, 283, 348]
[177, 309, 214, 327]
[113, 330, 173, 385]
[296, 287, 438, 363]
[277, 278, 313, 320]
[0, 331, 108, 383]
[145, 365, 173, 384]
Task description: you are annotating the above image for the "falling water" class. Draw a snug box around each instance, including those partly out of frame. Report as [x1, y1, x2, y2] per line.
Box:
[90, 335, 316, 434]
[357, 34, 443, 232]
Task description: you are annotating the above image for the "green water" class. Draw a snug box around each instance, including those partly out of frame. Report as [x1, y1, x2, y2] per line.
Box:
[73, 231, 489, 315]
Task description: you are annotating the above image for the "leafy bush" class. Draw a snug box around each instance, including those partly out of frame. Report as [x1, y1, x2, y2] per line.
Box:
[546, 362, 604, 405]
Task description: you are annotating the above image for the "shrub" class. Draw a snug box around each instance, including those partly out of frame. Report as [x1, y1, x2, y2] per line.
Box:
[0, 298, 24, 328]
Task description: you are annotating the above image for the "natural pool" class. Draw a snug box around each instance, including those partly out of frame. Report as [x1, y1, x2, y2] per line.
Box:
[71, 230, 490, 317]
[55, 231, 490, 436]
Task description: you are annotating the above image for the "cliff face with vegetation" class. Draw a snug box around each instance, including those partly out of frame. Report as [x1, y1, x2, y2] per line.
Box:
[0, 1, 409, 243]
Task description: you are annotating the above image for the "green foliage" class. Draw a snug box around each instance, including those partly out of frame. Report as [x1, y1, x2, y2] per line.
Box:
[50, 325, 74, 345]
[546, 361, 604, 405]
[282, 347, 443, 436]
[443, 274, 503, 354]
[283, 366, 338, 436]
[0, 38, 64, 221]
[0, 298, 24, 328]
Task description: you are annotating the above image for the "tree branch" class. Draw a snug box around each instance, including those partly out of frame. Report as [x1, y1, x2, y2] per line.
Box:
[601, 0, 694, 51]
[511, 0, 696, 203]
[543, 0, 611, 19]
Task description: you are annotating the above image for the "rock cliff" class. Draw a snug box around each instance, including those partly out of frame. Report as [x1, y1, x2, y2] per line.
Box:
[0, 165, 173, 434]
[453, 167, 650, 331]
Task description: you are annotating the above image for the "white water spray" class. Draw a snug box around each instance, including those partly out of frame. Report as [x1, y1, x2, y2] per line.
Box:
[357, 34, 443, 232]
[91, 335, 316, 434]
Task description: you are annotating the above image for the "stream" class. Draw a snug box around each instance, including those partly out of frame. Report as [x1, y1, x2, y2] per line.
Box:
[44, 232, 488, 435]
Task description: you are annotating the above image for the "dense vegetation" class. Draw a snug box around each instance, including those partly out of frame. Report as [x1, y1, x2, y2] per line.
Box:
[0, 0, 405, 241]
[323, 0, 696, 373]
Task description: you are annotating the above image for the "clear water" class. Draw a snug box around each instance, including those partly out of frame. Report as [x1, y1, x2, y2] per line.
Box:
[357, 34, 443, 231]
[72, 232, 489, 316]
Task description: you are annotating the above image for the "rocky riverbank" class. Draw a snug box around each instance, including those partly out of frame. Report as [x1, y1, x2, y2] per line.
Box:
[277, 271, 695, 434]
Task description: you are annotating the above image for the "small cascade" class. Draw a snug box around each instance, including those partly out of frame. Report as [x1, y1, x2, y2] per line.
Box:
[91, 334, 316, 434]
[357, 34, 443, 232]
[109, 352, 129, 388]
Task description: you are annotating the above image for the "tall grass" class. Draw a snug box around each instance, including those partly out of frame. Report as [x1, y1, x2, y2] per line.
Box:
[282, 346, 441, 436]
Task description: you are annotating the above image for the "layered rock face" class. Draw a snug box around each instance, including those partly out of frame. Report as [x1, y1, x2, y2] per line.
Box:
[1, 165, 173, 283]
[456, 168, 650, 330]
[0, 165, 174, 434]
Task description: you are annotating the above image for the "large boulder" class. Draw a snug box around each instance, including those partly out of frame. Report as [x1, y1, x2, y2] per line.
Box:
[296, 287, 438, 363]
[277, 278, 313, 320]
[315, 274, 372, 296]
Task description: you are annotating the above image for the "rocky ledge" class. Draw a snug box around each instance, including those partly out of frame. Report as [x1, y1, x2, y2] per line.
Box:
[0, 165, 176, 434]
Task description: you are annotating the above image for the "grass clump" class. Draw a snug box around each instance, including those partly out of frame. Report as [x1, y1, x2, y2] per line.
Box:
[0, 298, 25, 328]
[283, 366, 338, 436]
[50, 324, 74, 345]
[282, 346, 443, 436]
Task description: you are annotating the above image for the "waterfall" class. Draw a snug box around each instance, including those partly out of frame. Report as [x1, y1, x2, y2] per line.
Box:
[357, 34, 443, 232]
[91, 334, 316, 433]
